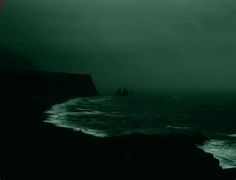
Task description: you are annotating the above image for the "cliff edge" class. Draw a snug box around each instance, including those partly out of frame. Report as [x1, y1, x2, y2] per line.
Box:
[1, 71, 235, 180]
[0, 70, 100, 132]
[0, 70, 100, 100]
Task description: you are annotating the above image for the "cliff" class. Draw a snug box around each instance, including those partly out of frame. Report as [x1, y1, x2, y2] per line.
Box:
[0, 70, 100, 104]
[0, 70, 100, 133]
[0, 71, 235, 180]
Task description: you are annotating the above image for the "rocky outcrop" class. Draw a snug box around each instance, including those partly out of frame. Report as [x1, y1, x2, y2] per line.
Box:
[0, 70, 100, 135]
[0, 71, 99, 109]
[0, 70, 100, 101]
[0, 71, 235, 180]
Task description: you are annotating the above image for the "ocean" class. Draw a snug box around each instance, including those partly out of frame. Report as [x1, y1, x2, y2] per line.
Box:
[45, 91, 236, 168]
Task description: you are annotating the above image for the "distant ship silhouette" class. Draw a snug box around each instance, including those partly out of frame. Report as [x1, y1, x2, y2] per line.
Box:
[115, 88, 133, 97]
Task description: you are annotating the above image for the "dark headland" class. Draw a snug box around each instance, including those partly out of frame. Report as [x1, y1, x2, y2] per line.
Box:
[1, 71, 235, 180]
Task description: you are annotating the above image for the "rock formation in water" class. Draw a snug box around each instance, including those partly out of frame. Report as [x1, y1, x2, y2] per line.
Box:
[0, 70, 235, 180]
[115, 88, 133, 97]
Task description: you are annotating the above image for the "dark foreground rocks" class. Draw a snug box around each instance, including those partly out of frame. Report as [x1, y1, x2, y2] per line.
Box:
[2, 121, 236, 180]
[0, 71, 236, 180]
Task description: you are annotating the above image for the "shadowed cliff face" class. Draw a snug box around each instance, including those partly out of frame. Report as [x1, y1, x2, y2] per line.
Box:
[0, 66, 235, 180]
[0, 70, 100, 140]
[0, 71, 100, 110]
[0, 48, 39, 71]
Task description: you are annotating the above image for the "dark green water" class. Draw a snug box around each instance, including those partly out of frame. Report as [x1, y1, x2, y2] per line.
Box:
[45, 91, 236, 168]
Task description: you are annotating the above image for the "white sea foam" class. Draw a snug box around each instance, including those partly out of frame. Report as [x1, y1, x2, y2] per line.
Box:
[228, 134, 236, 138]
[166, 125, 190, 130]
[45, 95, 236, 168]
[45, 119, 107, 137]
[73, 128, 107, 137]
[201, 139, 236, 168]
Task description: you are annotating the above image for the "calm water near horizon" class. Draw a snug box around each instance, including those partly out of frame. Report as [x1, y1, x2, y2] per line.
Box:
[45, 91, 236, 168]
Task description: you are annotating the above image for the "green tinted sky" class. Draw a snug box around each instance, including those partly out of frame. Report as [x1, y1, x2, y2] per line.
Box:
[0, 0, 236, 90]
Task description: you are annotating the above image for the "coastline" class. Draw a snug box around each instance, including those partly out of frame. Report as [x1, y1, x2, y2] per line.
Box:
[1, 71, 236, 179]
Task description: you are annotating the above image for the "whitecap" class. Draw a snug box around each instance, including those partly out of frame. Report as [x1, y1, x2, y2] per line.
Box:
[200, 139, 236, 168]
[166, 125, 190, 130]
[227, 134, 236, 138]
[74, 128, 107, 137]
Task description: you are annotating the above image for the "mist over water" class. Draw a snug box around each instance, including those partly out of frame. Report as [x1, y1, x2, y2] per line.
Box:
[45, 91, 236, 168]
[1, 0, 236, 91]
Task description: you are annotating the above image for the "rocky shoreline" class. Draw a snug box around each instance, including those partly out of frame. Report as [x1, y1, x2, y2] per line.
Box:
[1, 71, 235, 179]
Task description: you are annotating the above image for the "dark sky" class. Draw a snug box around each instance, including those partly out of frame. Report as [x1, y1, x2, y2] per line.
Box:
[1, 0, 236, 90]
